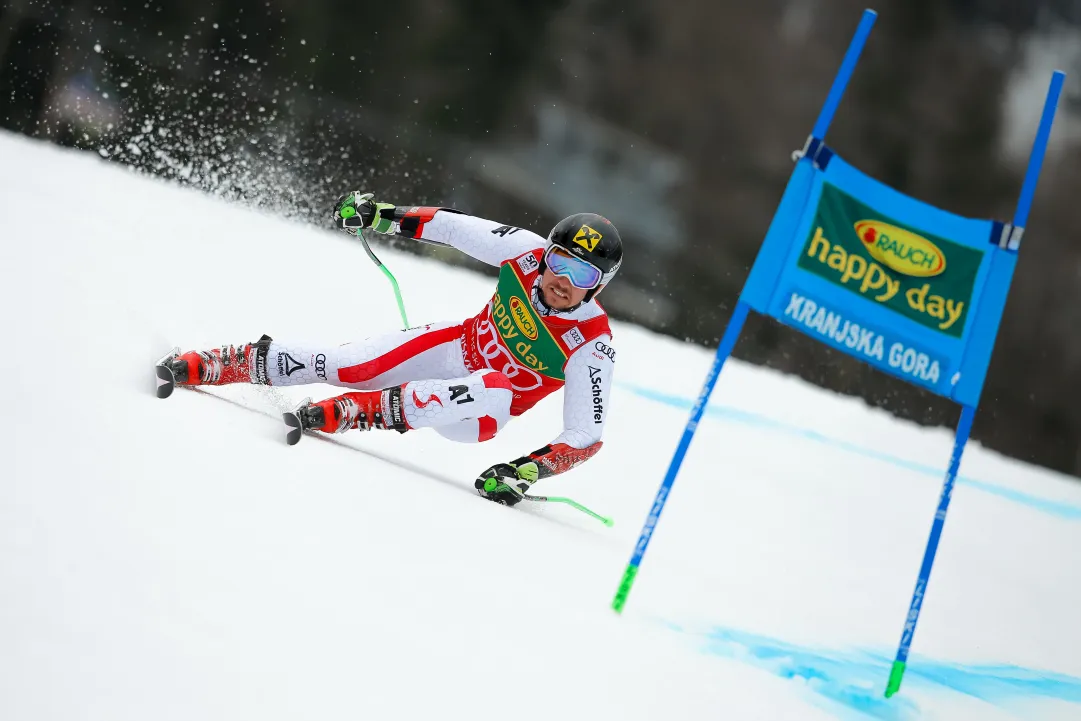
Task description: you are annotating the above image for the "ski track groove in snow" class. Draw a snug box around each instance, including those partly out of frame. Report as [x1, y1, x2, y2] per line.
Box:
[188, 385, 599, 535]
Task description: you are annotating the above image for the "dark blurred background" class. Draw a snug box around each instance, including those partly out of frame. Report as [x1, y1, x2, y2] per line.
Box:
[2, 0, 1079, 475]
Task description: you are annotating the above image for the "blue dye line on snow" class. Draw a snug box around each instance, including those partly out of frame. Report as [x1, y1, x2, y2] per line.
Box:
[623, 384, 1081, 521]
[663, 622, 1081, 720]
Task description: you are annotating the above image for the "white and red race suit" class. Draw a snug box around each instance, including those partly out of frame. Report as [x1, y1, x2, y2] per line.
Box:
[264, 208, 617, 479]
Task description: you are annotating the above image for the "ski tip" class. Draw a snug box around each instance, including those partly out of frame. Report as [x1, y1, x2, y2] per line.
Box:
[283, 411, 303, 445]
[155, 364, 175, 399]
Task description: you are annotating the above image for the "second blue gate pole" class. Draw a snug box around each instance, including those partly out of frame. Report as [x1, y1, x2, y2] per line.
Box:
[885, 404, 975, 697]
[886, 68, 1063, 699]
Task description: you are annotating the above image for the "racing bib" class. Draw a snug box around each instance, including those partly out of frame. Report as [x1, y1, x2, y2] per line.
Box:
[490, 262, 568, 381]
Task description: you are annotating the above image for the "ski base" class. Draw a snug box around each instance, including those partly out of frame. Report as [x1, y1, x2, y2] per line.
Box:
[155, 347, 181, 399]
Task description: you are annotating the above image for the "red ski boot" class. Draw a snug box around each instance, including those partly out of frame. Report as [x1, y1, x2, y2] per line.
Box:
[283, 387, 408, 445]
[156, 335, 272, 398]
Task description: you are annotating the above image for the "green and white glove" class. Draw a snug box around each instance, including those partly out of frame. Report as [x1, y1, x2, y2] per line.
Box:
[474, 461, 541, 507]
[333, 191, 396, 236]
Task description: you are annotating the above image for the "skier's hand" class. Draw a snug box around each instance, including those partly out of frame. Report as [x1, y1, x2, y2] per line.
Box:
[474, 461, 540, 507]
[333, 191, 396, 236]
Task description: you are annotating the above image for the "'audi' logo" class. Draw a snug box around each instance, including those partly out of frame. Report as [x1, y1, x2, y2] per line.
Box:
[476, 319, 543, 392]
[595, 342, 616, 362]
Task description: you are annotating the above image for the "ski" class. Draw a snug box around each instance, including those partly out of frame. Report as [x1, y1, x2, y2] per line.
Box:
[155, 347, 181, 399]
[282, 397, 311, 446]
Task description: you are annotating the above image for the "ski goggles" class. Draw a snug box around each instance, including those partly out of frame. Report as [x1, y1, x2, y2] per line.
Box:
[544, 246, 603, 290]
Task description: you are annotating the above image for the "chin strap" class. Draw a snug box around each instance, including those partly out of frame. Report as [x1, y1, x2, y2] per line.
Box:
[532, 277, 585, 315]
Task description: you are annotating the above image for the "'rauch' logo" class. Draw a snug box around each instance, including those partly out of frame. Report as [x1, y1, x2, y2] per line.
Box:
[855, 221, 946, 277]
[509, 296, 539, 340]
[796, 182, 985, 339]
[492, 291, 550, 373]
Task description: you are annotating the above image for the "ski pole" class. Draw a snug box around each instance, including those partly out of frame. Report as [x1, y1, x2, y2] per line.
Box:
[358, 229, 410, 329]
[488, 480, 614, 527]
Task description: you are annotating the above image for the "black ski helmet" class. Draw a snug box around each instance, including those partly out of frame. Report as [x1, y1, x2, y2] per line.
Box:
[543, 213, 623, 303]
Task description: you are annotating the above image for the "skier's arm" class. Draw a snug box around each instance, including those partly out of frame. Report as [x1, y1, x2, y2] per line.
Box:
[392, 206, 546, 267]
[518, 336, 613, 478]
[332, 191, 543, 267]
[476, 337, 614, 502]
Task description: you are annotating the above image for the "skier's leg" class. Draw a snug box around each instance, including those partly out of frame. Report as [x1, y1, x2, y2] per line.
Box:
[406, 372, 513, 440]
[333, 322, 468, 390]
[428, 375, 513, 443]
[299, 371, 512, 437]
[258, 322, 467, 389]
[167, 322, 466, 390]
[433, 417, 510, 444]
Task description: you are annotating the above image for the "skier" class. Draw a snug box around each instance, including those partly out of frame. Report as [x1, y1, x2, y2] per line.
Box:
[156, 192, 622, 506]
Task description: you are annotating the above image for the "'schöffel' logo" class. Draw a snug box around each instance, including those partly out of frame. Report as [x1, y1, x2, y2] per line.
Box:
[277, 352, 306, 377]
[588, 365, 604, 423]
[855, 221, 946, 277]
[509, 296, 539, 340]
[572, 225, 602, 252]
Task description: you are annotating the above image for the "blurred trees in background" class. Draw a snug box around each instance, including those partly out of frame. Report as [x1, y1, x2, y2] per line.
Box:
[2, 0, 1079, 474]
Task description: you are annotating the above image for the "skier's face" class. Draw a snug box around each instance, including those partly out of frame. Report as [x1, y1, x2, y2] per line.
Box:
[541, 268, 588, 309]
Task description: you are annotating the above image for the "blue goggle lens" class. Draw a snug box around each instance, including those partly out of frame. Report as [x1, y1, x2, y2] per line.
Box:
[545, 247, 603, 289]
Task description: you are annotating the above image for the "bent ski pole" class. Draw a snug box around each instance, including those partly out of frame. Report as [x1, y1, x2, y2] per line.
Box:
[358, 230, 410, 329]
[491, 480, 614, 527]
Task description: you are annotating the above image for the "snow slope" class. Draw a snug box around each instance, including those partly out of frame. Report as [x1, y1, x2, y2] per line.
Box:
[2, 131, 1080, 720]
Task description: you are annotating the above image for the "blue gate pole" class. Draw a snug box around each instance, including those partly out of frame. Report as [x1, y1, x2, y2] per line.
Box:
[812, 9, 877, 139]
[885, 405, 975, 697]
[611, 8, 878, 616]
[886, 70, 1064, 699]
[1013, 70, 1065, 229]
[611, 301, 750, 612]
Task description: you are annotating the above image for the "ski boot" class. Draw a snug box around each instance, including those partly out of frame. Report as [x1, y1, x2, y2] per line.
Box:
[155, 335, 272, 399]
[282, 387, 409, 445]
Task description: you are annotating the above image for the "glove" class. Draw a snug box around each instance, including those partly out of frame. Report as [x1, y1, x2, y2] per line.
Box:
[474, 460, 541, 507]
[333, 191, 396, 236]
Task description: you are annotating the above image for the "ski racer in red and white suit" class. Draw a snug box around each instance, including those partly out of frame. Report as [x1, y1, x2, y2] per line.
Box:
[162, 193, 624, 506]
